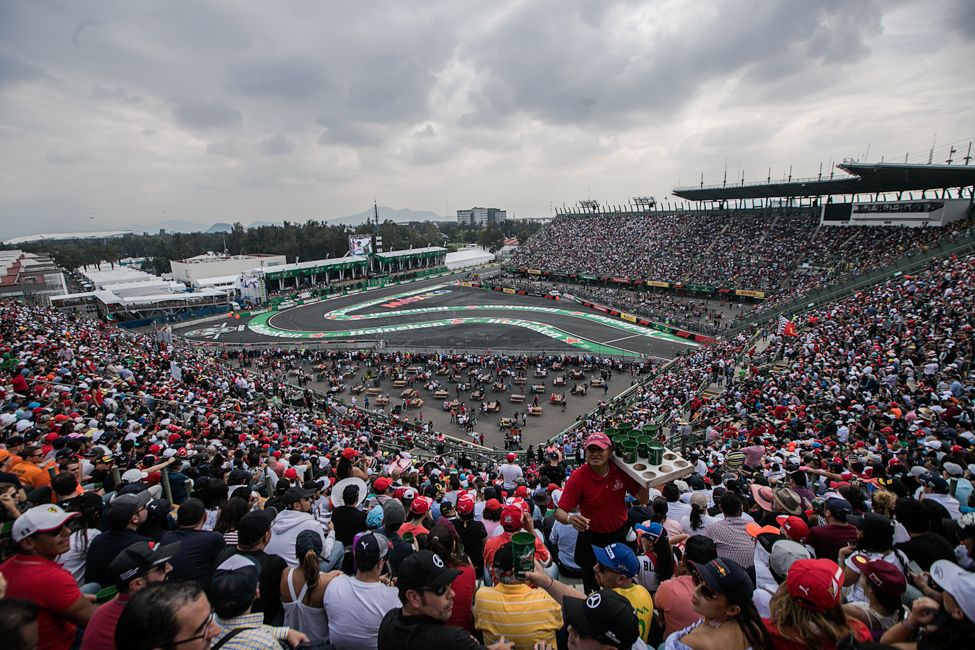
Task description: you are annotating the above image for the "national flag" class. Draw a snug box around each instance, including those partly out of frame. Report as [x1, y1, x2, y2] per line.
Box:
[777, 315, 797, 337]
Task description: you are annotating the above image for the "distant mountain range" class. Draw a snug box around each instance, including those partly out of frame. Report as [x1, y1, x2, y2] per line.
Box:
[125, 207, 446, 235]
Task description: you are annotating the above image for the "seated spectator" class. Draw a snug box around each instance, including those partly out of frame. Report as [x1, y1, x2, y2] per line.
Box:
[633, 521, 676, 594]
[378, 550, 510, 649]
[80, 540, 180, 650]
[323, 531, 400, 650]
[881, 559, 975, 649]
[805, 497, 857, 563]
[214, 507, 288, 625]
[159, 498, 225, 587]
[655, 535, 717, 639]
[266, 486, 342, 570]
[84, 491, 151, 587]
[894, 497, 956, 571]
[764, 559, 872, 650]
[281, 530, 333, 647]
[0, 598, 39, 650]
[660, 558, 768, 650]
[428, 524, 477, 634]
[592, 542, 655, 645]
[56, 491, 103, 587]
[843, 556, 906, 640]
[210, 555, 309, 648]
[1, 504, 97, 650]
[473, 541, 563, 648]
[114, 581, 220, 650]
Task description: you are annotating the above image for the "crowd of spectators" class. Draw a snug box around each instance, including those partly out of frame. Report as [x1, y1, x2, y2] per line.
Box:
[0, 249, 974, 649]
[510, 210, 974, 306]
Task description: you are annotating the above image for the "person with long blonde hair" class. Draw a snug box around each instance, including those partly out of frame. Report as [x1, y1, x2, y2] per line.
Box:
[763, 559, 871, 650]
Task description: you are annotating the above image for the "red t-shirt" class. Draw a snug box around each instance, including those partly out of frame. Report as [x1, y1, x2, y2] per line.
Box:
[483, 530, 551, 570]
[0, 554, 82, 650]
[558, 463, 640, 533]
[80, 596, 128, 650]
[447, 564, 477, 633]
[763, 617, 871, 650]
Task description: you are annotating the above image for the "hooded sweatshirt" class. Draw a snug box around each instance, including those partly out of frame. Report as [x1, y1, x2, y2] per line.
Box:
[265, 509, 335, 567]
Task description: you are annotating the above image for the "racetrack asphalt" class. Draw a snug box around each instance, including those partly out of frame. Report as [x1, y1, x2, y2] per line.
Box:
[178, 272, 695, 360]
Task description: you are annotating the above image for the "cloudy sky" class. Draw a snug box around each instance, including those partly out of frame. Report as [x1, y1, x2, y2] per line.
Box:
[1, 0, 973, 238]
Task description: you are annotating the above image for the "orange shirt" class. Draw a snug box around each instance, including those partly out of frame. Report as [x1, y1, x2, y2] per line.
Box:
[11, 461, 54, 490]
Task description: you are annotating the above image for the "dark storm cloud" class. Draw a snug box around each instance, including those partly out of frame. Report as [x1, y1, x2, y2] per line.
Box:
[172, 98, 243, 129]
[461, 0, 884, 127]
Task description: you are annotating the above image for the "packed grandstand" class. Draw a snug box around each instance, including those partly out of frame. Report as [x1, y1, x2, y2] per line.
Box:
[3, 177, 975, 650]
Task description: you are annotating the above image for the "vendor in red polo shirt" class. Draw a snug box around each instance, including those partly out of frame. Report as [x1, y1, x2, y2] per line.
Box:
[554, 432, 648, 594]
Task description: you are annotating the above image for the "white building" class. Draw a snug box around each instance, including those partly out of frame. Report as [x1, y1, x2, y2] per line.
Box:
[445, 246, 495, 270]
[170, 252, 286, 285]
[456, 207, 506, 227]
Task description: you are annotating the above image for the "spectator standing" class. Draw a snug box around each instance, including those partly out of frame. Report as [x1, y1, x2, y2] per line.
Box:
[455, 493, 487, 578]
[555, 432, 648, 593]
[498, 453, 523, 491]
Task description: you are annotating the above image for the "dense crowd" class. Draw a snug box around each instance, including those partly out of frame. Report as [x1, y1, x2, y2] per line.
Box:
[510, 211, 973, 299]
[0, 250, 974, 649]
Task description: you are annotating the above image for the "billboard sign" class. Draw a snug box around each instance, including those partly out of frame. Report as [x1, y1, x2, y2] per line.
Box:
[349, 235, 373, 256]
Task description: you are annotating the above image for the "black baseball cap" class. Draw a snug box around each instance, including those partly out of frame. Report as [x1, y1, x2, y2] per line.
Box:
[690, 558, 754, 608]
[211, 555, 260, 617]
[283, 486, 314, 506]
[396, 550, 460, 593]
[563, 589, 639, 649]
[237, 508, 277, 546]
[176, 498, 206, 527]
[354, 531, 391, 562]
[492, 542, 515, 571]
[847, 512, 895, 540]
[107, 540, 181, 587]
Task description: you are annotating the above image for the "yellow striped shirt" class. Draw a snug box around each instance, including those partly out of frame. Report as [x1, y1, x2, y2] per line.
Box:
[474, 583, 563, 650]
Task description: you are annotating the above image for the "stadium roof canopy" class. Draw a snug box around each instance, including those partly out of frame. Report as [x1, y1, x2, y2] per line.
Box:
[672, 163, 975, 201]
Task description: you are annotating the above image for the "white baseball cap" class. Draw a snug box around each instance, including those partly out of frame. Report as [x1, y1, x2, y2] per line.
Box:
[12, 504, 79, 542]
[930, 560, 975, 623]
[121, 468, 149, 483]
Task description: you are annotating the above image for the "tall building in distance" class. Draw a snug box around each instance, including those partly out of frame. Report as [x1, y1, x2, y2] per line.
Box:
[456, 207, 507, 227]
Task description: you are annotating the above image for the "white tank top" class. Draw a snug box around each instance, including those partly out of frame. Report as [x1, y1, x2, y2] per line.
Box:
[282, 568, 327, 644]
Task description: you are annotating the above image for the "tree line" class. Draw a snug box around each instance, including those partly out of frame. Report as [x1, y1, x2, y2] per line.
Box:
[11, 219, 543, 274]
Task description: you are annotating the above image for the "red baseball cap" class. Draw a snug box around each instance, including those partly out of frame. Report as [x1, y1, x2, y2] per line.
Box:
[514, 485, 529, 498]
[410, 496, 431, 516]
[373, 477, 392, 493]
[342, 447, 359, 460]
[500, 504, 523, 531]
[485, 498, 502, 511]
[506, 452, 516, 462]
[583, 432, 611, 449]
[776, 515, 810, 542]
[852, 555, 907, 601]
[283, 468, 298, 480]
[457, 494, 476, 515]
[786, 559, 844, 612]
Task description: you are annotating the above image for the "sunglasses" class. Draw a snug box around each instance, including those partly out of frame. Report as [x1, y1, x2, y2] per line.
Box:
[422, 584, 450, 597]
[691, 572, 720, 600]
